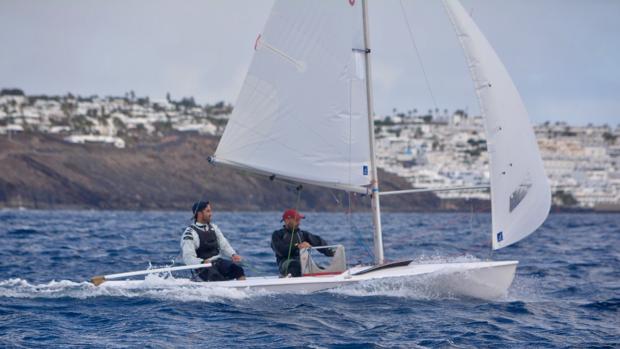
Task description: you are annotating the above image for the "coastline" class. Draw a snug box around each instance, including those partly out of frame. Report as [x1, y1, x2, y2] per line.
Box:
[1, 132, 613, 213]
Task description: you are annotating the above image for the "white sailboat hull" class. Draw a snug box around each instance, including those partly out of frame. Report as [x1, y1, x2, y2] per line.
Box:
[100, 260, 517, 300]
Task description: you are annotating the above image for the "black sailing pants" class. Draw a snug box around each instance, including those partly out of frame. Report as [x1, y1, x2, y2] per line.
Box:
[195, 259, 245, 282]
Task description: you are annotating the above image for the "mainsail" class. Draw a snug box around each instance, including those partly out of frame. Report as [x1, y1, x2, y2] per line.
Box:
[444, 0, 551, 249]
[214, 0, 371, 193]
[216, 0, 549, 250]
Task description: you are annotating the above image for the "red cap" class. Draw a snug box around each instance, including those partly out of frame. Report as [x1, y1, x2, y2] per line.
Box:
[281, 209, 304, 221]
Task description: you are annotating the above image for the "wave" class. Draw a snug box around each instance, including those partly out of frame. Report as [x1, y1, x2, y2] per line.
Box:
[7, 228, 40, 236]
[580, 298, 620, 312]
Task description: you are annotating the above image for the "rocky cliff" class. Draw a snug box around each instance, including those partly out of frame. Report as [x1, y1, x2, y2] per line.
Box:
[0, 132, 476, 212]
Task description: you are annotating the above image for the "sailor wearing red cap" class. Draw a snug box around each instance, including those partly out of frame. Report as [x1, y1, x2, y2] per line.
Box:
[271, 209, 334, 277]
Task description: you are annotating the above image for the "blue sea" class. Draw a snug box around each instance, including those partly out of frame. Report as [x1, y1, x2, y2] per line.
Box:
[0, 210, 618, 348]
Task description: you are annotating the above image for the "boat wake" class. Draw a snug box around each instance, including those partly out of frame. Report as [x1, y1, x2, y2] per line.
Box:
[0, 276, 272, 303]
[332, 273, 542, 303]
[409, 253, 484, 264]
[0, 274, 539, 303]
[330, 275, 461, 300]
[331, 255, 538, 301]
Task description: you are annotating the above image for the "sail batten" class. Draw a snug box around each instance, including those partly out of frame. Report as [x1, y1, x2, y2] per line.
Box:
[215, 1, 371, 193]
[444, 0, 551, 249]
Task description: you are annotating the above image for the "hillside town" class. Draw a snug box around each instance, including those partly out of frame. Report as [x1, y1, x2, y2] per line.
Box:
[374, 110, 619, 210]
[1, 89, 618, 210]
[0, 89, 231, 149]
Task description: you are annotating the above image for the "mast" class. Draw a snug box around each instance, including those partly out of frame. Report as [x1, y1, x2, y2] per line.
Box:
[362, 0, 384, 265]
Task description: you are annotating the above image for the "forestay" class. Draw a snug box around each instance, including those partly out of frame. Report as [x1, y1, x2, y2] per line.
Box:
[214, 0, 372, 193]
[444, 0, 551, 249]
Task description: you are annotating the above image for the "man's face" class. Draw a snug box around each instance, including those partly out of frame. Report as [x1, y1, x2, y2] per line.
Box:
[284, 216, 300, 230]
[197, 204, 212, 223]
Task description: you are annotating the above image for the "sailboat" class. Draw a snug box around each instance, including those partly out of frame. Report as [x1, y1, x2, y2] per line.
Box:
[96, 0, 550, 299]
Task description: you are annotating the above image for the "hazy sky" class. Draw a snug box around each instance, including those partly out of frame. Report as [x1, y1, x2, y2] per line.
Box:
[1, 0, 618, 125]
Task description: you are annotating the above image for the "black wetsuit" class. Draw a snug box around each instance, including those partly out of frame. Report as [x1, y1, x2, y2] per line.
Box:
[271, 226, 334, 277]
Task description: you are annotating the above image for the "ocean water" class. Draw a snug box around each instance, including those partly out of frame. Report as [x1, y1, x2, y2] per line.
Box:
[0, 210, 618, 348]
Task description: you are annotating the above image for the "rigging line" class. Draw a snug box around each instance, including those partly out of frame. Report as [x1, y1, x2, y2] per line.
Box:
[284, 185, 303, 276]
[295, 184, 302, 209]
[329, 190, 341, 205]
[469, 201, 474, 235]
[398, 0, 438, 111]
[469, 201, 487, 258]
[346, 192, 354, 265]
[348, 192, 374, 263]
[348, 79, 353, 188]
[468, 202, 484, 257]
[239, 261, 260, 274]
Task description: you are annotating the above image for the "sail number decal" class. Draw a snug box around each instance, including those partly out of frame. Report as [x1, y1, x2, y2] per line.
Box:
[363, 165, 368, 176]
[497, 231, 504, 242]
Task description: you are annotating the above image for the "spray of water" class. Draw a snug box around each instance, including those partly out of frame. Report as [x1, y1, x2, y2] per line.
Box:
[0, 276, 272, 303]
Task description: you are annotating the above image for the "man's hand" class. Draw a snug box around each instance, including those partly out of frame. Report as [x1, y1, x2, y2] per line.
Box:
[232, 254, 242, 263]
[297, 241, 311, 249]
